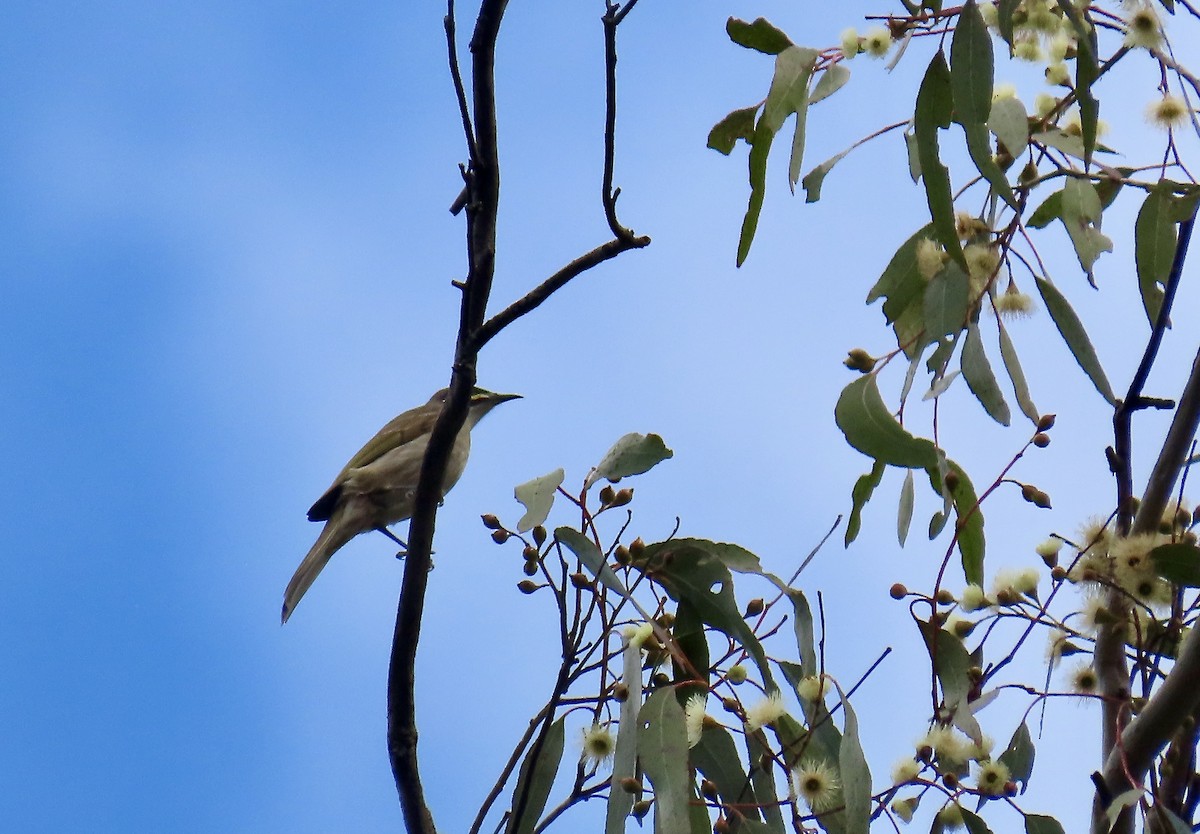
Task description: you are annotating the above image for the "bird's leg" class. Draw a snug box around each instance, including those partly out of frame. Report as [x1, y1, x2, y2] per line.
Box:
[376, 526, 408, 559]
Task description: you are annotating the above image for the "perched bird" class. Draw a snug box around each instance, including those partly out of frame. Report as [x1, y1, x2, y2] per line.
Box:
[282, 386, 520, 623]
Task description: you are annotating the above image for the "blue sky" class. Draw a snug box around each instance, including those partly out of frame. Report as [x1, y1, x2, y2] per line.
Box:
[3, 2, 1197, 832]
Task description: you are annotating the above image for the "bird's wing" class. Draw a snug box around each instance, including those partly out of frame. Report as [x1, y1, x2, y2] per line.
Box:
[306, 404, 440, 522]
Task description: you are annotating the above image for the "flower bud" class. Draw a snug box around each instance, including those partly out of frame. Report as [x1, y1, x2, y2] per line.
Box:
[620, 776, 642, 794]
[936, 588, 955, 605]
[629, 538, 645, 559]
[744, 598, 765, 618]
[890, 583, 908, 600]
[1051, 565, 1067, 581]
[599, 485, 616, 506]
[491, 529, 510, 544]
[651, 672, 670, 687]
[713, 816, 731, 834]
[610, 488, 634, 507]
[1037, 413, 1056, 431]
[522, 560, 539, 577]
[701, 779, 719, 800]
[481, 513, 502, 529]
[522, 545, 539, 560]
[1033, 432, 1050, 448]
[844, 348, 877, 373]
[631, 800, 652, 820]
[570, 572, 593, 590]
[532, 525, 547, 546]
[517, 579, 540, 594]
[613, 682, 629, 702]
[614, 545, 631, 565]
[726, 664, 748, 684]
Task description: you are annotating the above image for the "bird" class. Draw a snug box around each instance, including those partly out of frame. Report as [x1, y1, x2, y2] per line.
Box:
[282, 386, 520, 623]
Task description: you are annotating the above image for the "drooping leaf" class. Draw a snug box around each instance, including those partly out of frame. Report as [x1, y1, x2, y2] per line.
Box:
[998, 0, 1020, 46]
[1135, 182, 1181, 324]
[926, 460, 985, 585]
[514, 468, 565, 532]
[950, 0, 993, 125]
[961, 321, 1012, 426]
[835, 375, 940, 469]
[1150, 543, 1200, 587]
[961, 808, 995, 834]
[585, 432, 673, 488]
[1056, 0, 1099, 164]
[999, 721, 1036, 791]
[846, 459, 886, 545]
[1033, 275, 1116, 404]
[605, 635, 643, 833]
[692, 725, 762, 823]
[914, 51, 967, 269]
[923, 369, 961, 401]
[832, 681, 872, 834]
[638, 691, 692, 834]
[556, 527, 628, 597]
[917, 620, 980, 740]
[510, 716, 566, 834]
[924, 261, 971, 341]
[726, 16, 794, 54]
[905, 127, 922, 182]
[988, 95, 1029, 156]
[1027, 189, 1063, 229]
[811, 63, 851, 104]
[737, 46, 819, 265]
[801, 146, 853, 203]
[747, 727, 786, 833]
[898, 469, 916, 546]
[707, 104, 760, 155]
[963, 122, 1017, 208]
[997, 323, 1040, 424]
[1025, 815, 1066, 834]
[1061, 177, 1113, 274]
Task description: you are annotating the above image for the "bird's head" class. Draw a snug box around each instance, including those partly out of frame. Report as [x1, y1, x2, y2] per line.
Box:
[426, 386, 521, 425]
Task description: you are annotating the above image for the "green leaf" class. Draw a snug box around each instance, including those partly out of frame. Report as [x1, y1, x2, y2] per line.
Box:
[835, 376, 940, 469]
[999, 721, 1035, 791]
[898, 469, 916, 546]
[1024, 814, 1066, 834]
[638, 691, 692, 834]
[510, 716, 565, 834]
[737, 46, 818, 266]
[998, 322, 1040, 424]
[1061, 177, 1113, 274]
[1027, 189, 1063, 229]
[1056, 0, 1099, 164]
[961, 321, 1012, 426]
[707, 104, 759, 155]
[926, 460, 985, 585]
[833, 681, 871, 834]
[726, 16, 793, 55]
[1030, 129, 1114, 161]
[801, 147, 853, 203]
[905, 128, 922, 183]
[556, 527, 628, 597]
[846, 460, 886, 546]
[923, 261, 970, 340]
[963, 123, 1016, 208]
[692, 725, 762, 823]
[514, 468, 565, 532]
[636, 540, 776, 691]
[961, 808, 994, 834]
[950, 0, 993, 125]
[605, 635, 643, 833]
[868, 224, 934, 315]
[988, 95, 1029, 155]
[784, 586, 817, 678]
[1106, 790, 1144, 831]
[585, 432, 673, 488]
[915, 52, 967, 269]
[810, 63, 851, 105]
[1135, 182, 1180, 324]
[747, 728, 786, 833]
[917, 620, 977, 734]
[1150, 543, 1200, 586]
[1033, 275, 1116, 404]
[998, 0, 1020, 46]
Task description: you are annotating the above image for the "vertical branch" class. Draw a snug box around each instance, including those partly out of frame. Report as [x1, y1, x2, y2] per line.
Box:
[387, 2, 509, 832]
[1093, 215, 1197, 834]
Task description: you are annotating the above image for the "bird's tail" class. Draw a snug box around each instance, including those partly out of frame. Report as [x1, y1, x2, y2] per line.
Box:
[282, 515, 360, 624]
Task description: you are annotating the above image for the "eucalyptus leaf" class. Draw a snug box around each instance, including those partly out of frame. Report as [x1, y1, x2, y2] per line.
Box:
[514, 468, 565, 532]
[1149, 543, 1200, 587]
[707, 104, 759, 155]
[988, 95, 1028, 155]
[1135, 182, 1179, 324]
[810, 63, 851, 105]
[997, 323, 1040, 424]
[585, 432, 673, 488]
[961, 321, 1012, 426]
[1025, 815, 1066, 834]
[835, 375, 940, 469]
[726, 16, 793, 55]
[509, 716, 566, 834]
[846, 460, 886, 546]
[999, 721, 1035, 791]
[915, 51, 967, 269]
[604, 635, 643, 833]
[638, 691, 692, 834]
[1033, 275, 1116, 404]
[898, 469, 916, 546]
